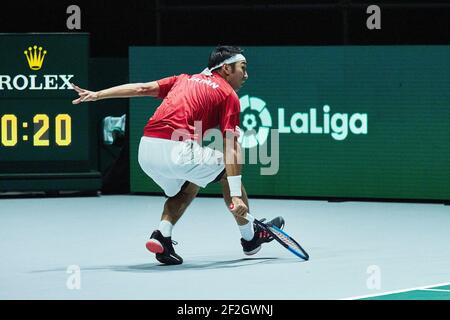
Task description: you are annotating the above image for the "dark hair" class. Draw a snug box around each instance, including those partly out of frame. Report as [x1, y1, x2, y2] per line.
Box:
[208, 45, 244, 70]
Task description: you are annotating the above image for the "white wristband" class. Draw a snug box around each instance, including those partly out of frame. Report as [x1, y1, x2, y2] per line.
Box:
[227, 175, 242, 197]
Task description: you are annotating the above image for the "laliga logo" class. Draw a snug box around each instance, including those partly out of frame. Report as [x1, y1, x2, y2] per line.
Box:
[0, 45, 74, 91]
[239, 95, 368, 148]
[24, 45, 47, 70]
[238, 95, 272, 149]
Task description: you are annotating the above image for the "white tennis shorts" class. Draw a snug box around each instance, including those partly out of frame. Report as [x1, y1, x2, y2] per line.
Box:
[138, 136, 225, 197]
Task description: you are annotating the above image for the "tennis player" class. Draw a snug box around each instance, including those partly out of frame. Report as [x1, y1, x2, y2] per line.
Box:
[71, 46, 284, 265]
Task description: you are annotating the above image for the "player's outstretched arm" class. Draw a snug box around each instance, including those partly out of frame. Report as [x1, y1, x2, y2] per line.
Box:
[71, 81, 160, 104]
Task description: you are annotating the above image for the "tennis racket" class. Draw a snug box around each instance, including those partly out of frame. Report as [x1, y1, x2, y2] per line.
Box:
[230, 204, 309, 261]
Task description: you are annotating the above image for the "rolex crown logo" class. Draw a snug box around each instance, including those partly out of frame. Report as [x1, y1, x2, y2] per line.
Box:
[24, 45, 47, 70]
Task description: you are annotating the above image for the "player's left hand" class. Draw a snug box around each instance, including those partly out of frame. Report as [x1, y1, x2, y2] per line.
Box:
[71, 83, 99, 104]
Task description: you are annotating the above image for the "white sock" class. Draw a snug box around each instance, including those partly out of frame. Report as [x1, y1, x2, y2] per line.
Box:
[239, 221, 254, 241]
[158, 220, 173, 238]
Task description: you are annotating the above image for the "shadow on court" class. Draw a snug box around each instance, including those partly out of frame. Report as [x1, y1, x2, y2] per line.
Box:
[30, 257, 304, 274]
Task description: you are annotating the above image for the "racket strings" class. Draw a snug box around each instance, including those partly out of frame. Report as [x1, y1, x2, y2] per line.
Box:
[269, 226, 302, 251]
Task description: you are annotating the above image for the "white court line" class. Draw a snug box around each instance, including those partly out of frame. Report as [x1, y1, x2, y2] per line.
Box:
[420, 289, 450, 293]
[341, 281, 450, 300]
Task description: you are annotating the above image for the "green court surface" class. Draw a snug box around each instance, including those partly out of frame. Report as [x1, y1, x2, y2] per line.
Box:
[360, 286, 450, 300]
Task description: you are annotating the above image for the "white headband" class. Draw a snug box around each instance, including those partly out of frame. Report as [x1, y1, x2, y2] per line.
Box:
[201, 54, 246, 76]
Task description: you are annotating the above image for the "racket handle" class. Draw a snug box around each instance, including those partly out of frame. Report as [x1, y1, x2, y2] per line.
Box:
[229, 204, 255, 222]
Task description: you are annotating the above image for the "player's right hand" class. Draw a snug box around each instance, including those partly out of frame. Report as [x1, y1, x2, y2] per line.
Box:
[71, 83, 99, 104]
[229, 198, 248, 218]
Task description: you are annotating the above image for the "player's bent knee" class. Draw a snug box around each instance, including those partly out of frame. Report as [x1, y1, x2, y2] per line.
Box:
[178, 181, 199, 198]
[164, 181, 190, 198]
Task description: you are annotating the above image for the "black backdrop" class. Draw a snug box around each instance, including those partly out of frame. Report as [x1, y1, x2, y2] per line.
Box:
[1, 0, 449, 57]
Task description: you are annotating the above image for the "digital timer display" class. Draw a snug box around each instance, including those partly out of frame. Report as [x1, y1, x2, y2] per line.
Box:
[1, 114, 71, 147]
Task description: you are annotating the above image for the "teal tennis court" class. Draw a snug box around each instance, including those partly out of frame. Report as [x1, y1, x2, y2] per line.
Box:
[346, 284, 450, 300]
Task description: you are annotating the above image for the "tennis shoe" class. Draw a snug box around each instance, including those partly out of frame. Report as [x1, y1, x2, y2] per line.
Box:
[146, 230, 183, 265]
[241, 216, 285, 255]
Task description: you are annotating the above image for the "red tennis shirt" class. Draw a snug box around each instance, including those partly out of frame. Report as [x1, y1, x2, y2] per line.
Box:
[143, 72, 240, 141]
